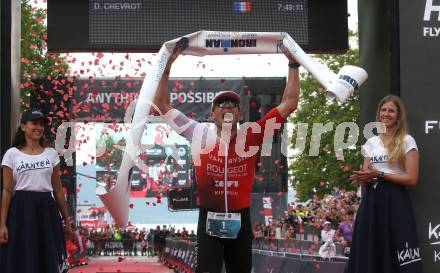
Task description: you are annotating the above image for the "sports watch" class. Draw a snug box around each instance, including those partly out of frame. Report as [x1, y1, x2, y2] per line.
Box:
[377, 171, 385, 180]
[288, 61, 301, 69]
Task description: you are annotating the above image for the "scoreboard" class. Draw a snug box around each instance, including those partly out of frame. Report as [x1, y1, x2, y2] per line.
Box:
[47, 0, 348, 53]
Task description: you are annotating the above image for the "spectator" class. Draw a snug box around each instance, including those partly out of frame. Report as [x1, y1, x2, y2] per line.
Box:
[320, 221, 335, 244]
[153, 226, 162, 260]
[147, 228, 155, 257]
[140, 238, 147, 256]
[253, 223, 264, 239]
[180, 227, 189, 238]
[189, 230, 196, 238]
[334, 211, 354, 247]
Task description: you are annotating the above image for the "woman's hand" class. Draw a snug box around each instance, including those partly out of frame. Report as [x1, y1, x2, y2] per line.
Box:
[0, 225, 8, 244]
[349, 168, 379, 184]
[63, 218, 75, 240]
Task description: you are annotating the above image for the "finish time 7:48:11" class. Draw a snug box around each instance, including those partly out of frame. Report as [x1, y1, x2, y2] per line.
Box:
[277, 3, 305, 12]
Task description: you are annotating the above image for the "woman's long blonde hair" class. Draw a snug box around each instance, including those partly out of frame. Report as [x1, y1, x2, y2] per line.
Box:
[375, 95, 408, 166]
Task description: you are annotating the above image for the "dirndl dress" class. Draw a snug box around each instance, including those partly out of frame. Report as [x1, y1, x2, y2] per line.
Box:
[347, 180, 423, 273]
[0, 191, 69, 273]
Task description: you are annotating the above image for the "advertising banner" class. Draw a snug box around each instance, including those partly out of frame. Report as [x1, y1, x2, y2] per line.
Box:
[72, 77, 244, 122]
[399, 1, 440, 271]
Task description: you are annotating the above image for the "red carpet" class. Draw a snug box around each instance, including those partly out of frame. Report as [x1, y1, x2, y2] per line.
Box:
[70, 257, 173, 273]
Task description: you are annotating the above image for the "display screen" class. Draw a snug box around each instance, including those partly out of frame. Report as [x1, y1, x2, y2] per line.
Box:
[48, 0, 348, 52]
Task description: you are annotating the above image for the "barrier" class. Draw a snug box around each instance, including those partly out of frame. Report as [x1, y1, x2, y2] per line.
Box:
[164, 239, 197, 272]
[252, 238, 347, 256]
[164, 238, 347, 273]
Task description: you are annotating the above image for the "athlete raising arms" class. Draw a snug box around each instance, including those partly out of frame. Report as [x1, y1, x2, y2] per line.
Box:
[153, 46, 300, 273]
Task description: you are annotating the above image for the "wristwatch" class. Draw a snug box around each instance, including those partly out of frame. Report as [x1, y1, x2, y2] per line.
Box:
[288, 61, 301, 69]
[377, 171, 385, 180]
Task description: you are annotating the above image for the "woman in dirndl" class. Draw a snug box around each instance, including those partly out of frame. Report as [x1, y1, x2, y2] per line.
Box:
[347, 95, 423, 273]
[0, 108, 73, 273]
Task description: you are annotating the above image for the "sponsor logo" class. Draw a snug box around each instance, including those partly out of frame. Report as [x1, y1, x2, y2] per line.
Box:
[172, 197, 189, 202]
[205, 39, 257, 52]
[429, 222, 440, 245]
[396, 242, 422, 266]
[424, 0, 440, 21]
[104, 241, 124, 249]
[213, 180, 239, 188]
[206, 163, 247, 175]
[282, 33, 298, 54]
[16, 158, 51, 174]
[425, 120, 440, 134]
[206, 32, 231, 39]
[423, 26, 440, 36]
[241, 33, 258, 39]
[369, 154, 388, 164]
[423, 0, 440, 37]
[213, 190, 238, 196]
[276, 40, 284, 53]
[338, 74, 359, 90]
[205, 32, 257, 39]
[156, 50, 169, 81]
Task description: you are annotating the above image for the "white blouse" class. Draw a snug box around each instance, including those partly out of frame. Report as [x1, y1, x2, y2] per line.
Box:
[1, 147, 60, 192]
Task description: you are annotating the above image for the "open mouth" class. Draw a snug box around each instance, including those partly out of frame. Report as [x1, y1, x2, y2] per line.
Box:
[223, 113, 233, 123]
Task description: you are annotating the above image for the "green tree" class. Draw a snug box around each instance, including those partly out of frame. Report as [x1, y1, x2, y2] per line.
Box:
[289, 32, 362, 201]
[21, 0, 69, 108]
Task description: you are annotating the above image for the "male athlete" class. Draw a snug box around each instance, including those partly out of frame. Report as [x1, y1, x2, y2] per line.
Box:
[153, 46, 300, 273]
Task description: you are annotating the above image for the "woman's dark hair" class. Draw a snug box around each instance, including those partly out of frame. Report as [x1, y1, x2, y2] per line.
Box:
[11, 122, 47, 148]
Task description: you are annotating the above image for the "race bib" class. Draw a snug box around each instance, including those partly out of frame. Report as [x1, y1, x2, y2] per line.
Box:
[206, 211, 241, 239]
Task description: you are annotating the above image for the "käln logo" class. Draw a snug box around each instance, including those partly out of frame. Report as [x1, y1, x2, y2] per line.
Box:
[397, 242, 422, 266]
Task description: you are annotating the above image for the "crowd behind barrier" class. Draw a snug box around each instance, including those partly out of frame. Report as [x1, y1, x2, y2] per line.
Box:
[253, 189, 359, 253]
[252, 238, 347, 256]
[68, 189, 359, 270]
[163, 238, 347, 273]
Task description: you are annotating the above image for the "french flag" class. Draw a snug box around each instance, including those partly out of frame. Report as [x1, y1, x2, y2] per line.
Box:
[233, 2, 252, 13]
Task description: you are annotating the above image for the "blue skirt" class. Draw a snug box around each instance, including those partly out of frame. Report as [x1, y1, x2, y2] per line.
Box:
[347, 181, 423, 273]
[0, 191, 68, 273]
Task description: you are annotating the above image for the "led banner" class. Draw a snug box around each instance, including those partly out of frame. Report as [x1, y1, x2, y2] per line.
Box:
[47, 0, 349, 53]
[98, 31, 368, 227]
